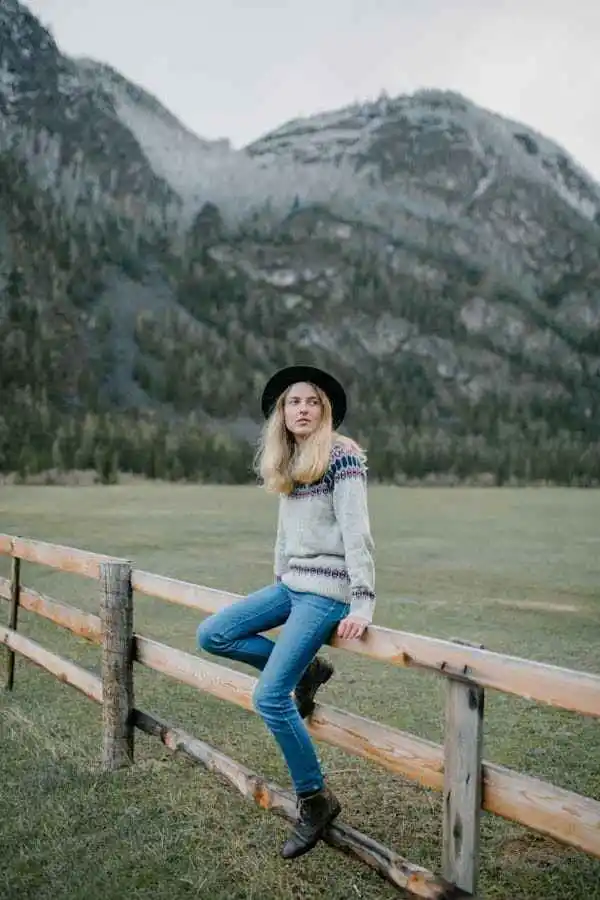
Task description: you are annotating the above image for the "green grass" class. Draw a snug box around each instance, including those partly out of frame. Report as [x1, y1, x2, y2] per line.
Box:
[0, 484, 599, 900]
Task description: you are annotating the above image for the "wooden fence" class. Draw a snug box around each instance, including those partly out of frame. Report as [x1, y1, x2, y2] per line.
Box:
[1, 533, 599, 899]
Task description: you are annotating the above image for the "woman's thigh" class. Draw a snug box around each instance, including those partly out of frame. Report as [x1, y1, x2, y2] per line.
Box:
[197, 582, 291, 645]
[257, 592, 349, 696]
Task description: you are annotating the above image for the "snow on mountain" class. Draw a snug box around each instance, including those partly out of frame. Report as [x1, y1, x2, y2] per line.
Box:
[3, 1, 599, 264]
[5, 0, 598, 253]
[72, 58, 237, 200]
[246, 89, 600, 224]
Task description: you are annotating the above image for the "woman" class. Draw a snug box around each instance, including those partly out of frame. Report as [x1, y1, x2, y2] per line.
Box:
[197, 365, 376, 859]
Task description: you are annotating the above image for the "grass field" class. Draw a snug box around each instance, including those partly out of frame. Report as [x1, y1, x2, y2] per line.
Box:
[0, 484, 599, 900]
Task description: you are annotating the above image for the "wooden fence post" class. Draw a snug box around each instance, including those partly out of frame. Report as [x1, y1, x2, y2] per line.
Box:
[5, 555, 21, 690]
[100, 559, 134, 770]
[442, 639, 485, 896]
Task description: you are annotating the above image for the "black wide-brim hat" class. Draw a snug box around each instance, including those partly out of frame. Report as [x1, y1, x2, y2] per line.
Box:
[261, 365, 347, 429]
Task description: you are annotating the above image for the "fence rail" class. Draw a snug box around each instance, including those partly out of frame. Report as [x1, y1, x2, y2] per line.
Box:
[1, 533, 599, 899]
[5, 535, 599, 716]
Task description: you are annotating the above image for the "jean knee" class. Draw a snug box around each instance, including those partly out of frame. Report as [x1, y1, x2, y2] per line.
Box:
[253, 678, 285, 719]
[196, 617, 226, 654]
[253, 680, 271, 717]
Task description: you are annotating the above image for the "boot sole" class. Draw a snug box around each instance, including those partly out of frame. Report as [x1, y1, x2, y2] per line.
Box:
[295, 666, 334, 719]
[282, 803, 342, 860]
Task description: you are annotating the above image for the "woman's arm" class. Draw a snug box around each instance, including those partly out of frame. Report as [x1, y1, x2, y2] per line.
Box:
[274, 497, 290, 583]
[331, 449, 376, 625]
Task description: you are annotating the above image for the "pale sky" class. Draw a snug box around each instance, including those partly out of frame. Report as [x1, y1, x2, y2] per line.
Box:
[24, 0, 600, 181]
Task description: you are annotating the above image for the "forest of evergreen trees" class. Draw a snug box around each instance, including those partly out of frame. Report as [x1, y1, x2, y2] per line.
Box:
[3, 397, 599, 487]
[1, 146, 599, 488]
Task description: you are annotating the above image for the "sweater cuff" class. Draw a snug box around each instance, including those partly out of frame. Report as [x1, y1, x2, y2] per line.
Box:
[350, 588, 376, 623]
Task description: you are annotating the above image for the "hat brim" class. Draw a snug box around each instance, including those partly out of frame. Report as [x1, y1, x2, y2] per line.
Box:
[261, 365, 347, 429]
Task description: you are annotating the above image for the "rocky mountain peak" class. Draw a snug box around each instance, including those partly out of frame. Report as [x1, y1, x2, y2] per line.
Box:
[71, 56, 235, 201]
[1, 0, 599, 485]
[247, 87, 600, 225]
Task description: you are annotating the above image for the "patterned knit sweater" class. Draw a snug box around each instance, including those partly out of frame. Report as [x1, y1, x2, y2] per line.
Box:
[274, 441, 376, 622]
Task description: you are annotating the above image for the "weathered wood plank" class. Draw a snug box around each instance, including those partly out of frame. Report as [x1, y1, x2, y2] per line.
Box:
[5, 593, 599, 859]
[132, 569, 600, 718]
[309, 703, 444, 789]
[11, 537, 115, 579]
[442, 677, 484, 894]
[100, 560, 134, 770]
[484, 764, 600, 858]
[0, 626, 102, 702]
[132, 570, 230, 615]
[133, 708, 467, 899]
[136, 635, 600, 858]
[136, 636, 446, 788]
[1, 579, 598, 858]
[3, 535, 599, 717]
[136, 635, 257, 711]
[5, 557, 21, 690]
[361, 629, 600, 719]
[0, 578, 101, 643]
[137, 636, 445, 786]
[2, 560, 599, 860]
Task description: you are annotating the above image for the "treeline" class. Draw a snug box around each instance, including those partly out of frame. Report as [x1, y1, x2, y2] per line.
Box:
[7, 411, 253, 485]
[368, 425, 600, 486]
[4, 405, 599, 487]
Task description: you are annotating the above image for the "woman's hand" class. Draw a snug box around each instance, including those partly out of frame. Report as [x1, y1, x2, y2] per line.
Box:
[337, 615, 369, 641]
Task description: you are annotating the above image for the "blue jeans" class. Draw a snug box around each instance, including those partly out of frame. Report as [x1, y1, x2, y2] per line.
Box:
[196, 582, 349, 794]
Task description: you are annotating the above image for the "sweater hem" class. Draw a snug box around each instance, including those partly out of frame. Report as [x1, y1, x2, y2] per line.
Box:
[281, 569, 351, 605]
[281, 568, 376, 623]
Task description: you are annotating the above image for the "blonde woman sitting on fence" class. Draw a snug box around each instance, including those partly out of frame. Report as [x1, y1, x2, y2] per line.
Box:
[197, 365, 376, 860]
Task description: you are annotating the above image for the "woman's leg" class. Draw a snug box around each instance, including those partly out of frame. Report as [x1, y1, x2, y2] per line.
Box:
[196, 582, 291, 671]
[252, 590, 349, 795]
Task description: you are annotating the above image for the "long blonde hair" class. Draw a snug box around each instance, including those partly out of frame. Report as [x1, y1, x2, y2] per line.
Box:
[254, 383, 365, 494]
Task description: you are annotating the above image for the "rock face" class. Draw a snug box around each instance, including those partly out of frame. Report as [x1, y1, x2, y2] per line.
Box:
[1, 0, 599, 483]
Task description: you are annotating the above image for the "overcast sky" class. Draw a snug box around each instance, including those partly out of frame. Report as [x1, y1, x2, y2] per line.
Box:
[25, 0, 600, 181]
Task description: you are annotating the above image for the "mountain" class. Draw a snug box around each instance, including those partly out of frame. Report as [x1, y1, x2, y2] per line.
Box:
[1, 0, 599, 485]
[72, 58, 235, 203]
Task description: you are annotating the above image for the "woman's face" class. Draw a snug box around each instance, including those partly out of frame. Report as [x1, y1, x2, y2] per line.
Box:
[283, 382, 323, 440]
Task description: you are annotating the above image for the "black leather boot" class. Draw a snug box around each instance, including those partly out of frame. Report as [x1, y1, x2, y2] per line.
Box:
[281, 786, 341, 859]
[294, 656, 334, 719]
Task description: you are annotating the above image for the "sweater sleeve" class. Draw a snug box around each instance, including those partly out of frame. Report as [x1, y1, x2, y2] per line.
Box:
[274, 497, 289, 582]
[331, 450, 376, 622]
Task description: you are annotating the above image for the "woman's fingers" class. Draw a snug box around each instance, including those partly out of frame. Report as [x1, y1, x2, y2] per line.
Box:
[337, 618, 367, 640]
[337, 620, 349, 639]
